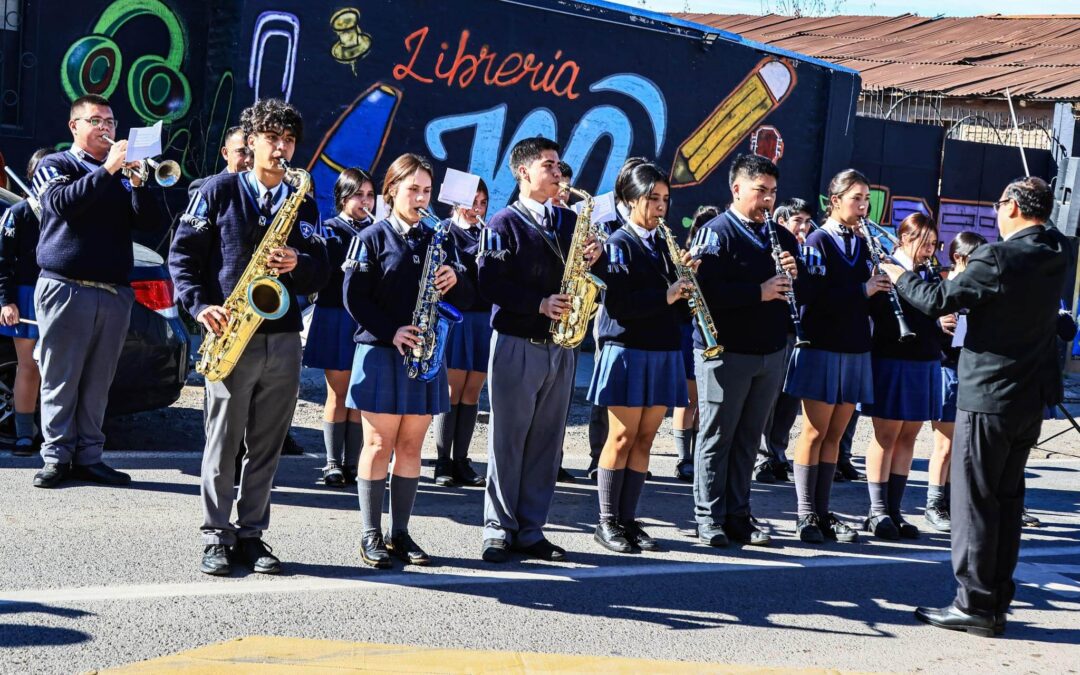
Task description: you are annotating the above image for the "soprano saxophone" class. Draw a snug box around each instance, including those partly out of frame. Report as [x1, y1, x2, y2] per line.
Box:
[658, 219, 723, 359]
[551, 183, 606, 348]
[405, 208, 463, 381]
[196, 159, 309, 382]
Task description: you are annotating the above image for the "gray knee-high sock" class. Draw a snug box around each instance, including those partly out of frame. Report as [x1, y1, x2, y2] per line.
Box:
[14, 412, 35, 440]
[619, 469, 647, 523]
[344, 421, 363, 468]
[323, 421, 347, 465]
[794, 463, 817, 517]
[888, 473, 909, 521]
[432, 404, 459, 462]
[597, 467, 624, 521]
[869, 482, 890, 516]
[926, 483, 946, 508]
[673, 428, 693, 464]
[815, 462, 836, 519]
[357, 478, 386, 537]
[388, 474, 420, 535]
[452, 403, 479, 461]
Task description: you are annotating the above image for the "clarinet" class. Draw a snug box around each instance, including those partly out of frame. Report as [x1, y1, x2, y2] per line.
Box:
[763, 210, 809, 347]
[858, 217, 916, 343]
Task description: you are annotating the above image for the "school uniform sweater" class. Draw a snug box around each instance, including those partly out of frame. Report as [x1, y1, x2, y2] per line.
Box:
[33, 149, 163, 285]
[169, 171, 329, 334]
[797, 226, 873, 354]
[316, 215, 371, 309]
[595, 225, 685, 351]
[870, 262, 943, 362]
[692, 209, 803, 355]
[0, 199, 40, 306]
[445, 220, 491, 313]
[342, 218, 475, 348]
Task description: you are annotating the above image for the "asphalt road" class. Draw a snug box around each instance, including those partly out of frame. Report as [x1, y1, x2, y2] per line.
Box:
[1, 363, 1079, 673]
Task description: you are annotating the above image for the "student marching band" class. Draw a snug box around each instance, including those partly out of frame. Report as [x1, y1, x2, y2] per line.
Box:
[6, 96, 1072, 616]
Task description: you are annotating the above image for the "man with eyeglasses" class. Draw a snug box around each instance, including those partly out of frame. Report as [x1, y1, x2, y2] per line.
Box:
[30, 93, 164, 489]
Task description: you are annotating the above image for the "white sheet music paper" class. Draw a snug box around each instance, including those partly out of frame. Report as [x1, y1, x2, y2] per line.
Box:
[125, 120, 163, 162]
[951, 314, 968, 348]
[590, 192, 617, 224]
[438, 168, 481, 208]
[374, 195, 390, 221]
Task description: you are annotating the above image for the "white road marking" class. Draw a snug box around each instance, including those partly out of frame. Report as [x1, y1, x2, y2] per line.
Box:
[2, 544, 1079, 606]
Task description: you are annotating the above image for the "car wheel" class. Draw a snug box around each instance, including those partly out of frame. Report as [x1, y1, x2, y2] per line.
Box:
[0, 358, 16, 444]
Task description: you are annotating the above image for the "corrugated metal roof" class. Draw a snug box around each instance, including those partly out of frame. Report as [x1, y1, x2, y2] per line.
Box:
[674, 13, 1080, 100]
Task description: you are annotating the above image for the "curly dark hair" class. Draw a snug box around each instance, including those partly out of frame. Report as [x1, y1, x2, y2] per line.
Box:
[240, 98, 303, 143]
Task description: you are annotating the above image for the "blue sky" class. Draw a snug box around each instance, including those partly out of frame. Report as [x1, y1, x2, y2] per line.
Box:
[616, 0, 1078, 17]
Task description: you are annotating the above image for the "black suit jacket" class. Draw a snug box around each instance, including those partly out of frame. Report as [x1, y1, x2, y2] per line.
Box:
[895, 224, 1069, 415]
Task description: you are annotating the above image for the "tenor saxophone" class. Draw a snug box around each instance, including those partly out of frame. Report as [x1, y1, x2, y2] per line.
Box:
[550, 183, 606, 348]
[196, 159, 310, 382]
[404, 208, 463, 381]
[657, 219, 723, 359]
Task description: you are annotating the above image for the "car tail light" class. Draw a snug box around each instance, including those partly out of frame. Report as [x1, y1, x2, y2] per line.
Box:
[132, 279, 179, 318]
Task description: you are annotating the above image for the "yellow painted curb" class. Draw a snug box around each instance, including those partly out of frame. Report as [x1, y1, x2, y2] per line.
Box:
[100, 636, 857, 673]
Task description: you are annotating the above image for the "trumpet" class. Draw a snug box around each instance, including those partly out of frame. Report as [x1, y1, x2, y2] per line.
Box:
[102, 135, 182, 187]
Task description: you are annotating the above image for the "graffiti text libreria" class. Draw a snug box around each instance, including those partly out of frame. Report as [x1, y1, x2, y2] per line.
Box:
[392, 27, 582, 100]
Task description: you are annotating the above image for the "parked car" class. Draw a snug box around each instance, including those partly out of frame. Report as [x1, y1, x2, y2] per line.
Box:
[0, 187, 189, 441]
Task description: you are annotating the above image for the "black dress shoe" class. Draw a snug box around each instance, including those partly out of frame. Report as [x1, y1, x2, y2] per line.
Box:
[33, 462, 70, 488]
[280, 433, 305, 455]
[914, 604, 996, 637]
[585, 457, 599, 481]
[433, 458, 456, 487]
[833, 469, 848, 482]
[621, 520, 660, 551]
[360, 532, 392, 569]
[924, 504, 951, 532]
[594, 519, 633, 553]
[724, 518, 771, 546]
[697, 525, 729, 547]
[556, 467, 577, 484]
[386, 531, 431, 566]
[771, 461, 790, 482]
[452, 458, 485, 487]
[892, 514, 920, 539]
[836, 459, 865, 481]
[864, 513, 900, 540]
[753, 462, 777, 484]
[71, 462, 131, 486]
[512, 538, 566, 561]
[200, 544, 231, 576]
[821, 513, 859, 543]
[995, 613, 1007, 635]
[235, 538, 282, 574]
[481, 538, 509, 563]
[1021, 509, 1041, 528]
[796, 514, 825, 544]
[322, 463, 345, 487]
[674, 461, 693, 482]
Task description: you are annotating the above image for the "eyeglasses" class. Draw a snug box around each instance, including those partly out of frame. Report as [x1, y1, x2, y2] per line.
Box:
[74, 117, 118, 129]
[992, 197, 1014, 213]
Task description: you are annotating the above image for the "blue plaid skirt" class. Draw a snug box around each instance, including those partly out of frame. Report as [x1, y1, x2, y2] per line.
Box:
[347, 344, 449, 415]
[0, 285, 38, 340]
[588, 344, 689, 408]
[445, 310, 492, 372]
[861, 356, 942, 422]
[785, 347, 873, 406]
[303, 305, 358, 371]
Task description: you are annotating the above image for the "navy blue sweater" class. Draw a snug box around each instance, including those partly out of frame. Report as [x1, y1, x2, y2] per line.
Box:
[870, 265, 944, 362]
[33, 149, 162, 285]
[477, 203, 585, 340]
[797, 227, 873, 354]
[0, 199, 40, 305]
[169, 171, 329, 334]
[316, 215, 371, 309]
[595, 225, 685, 351]
[693, 210, 804, 355]
[445, 220, 491, 313]
[342, 218, 476, 347]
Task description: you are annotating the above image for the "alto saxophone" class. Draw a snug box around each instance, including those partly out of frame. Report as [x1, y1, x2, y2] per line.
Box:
[405, 208, 463, 381]
[196, 159, 310, 382]
[658, 219, 723, 359]
[551, 183, 607, 348]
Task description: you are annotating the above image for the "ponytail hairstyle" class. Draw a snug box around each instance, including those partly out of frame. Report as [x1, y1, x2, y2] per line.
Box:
[949, 230, 987, 263]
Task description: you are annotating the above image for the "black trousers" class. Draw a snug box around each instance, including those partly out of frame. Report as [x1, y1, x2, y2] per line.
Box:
[951, 408, 1042, 615]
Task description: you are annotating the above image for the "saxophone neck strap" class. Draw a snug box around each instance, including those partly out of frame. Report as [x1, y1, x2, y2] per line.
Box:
[510, 201, 564, 264]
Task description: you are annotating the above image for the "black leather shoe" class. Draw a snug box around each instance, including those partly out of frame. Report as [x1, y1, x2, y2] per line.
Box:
[621, 520, 660, 551]
[556, 467, 577, 484]
[71, 462, 131, 486]
[386, 531, 431, 566]
[452, 458, 485, 487]
[200, 544, 231, 576]
[1021, 509, 1041, 528]
[594, 519, 633, 553]
[914, 605, 996, 637]
[433, 458, 456, 487]
[342, 465, 358, 485]
[280, 433, 304, 455]
[796, 514, 825, 543]
[674, 461, 693, 482]
[754, 462, 777, 484]
[924, 504, 951, 532]
[360, 532, 392, 569]
[995, 613, 1007, 635]
[481, 538, 509, 563]
[865, 513, 900, 540]
[697, 525, 729, 547]
[585, 457, 599, 481]
[235, 538, 281, 574]
[724, 517, 771, 546]
[836, 459, 865, 481]
[822, 513, 859, 543]
[892, 514, 920, 539]
[771, 461, 790, 482]
[512, 538, 566, 561]
[322, 463, 345, 487]
[33, 462, 70, 488]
